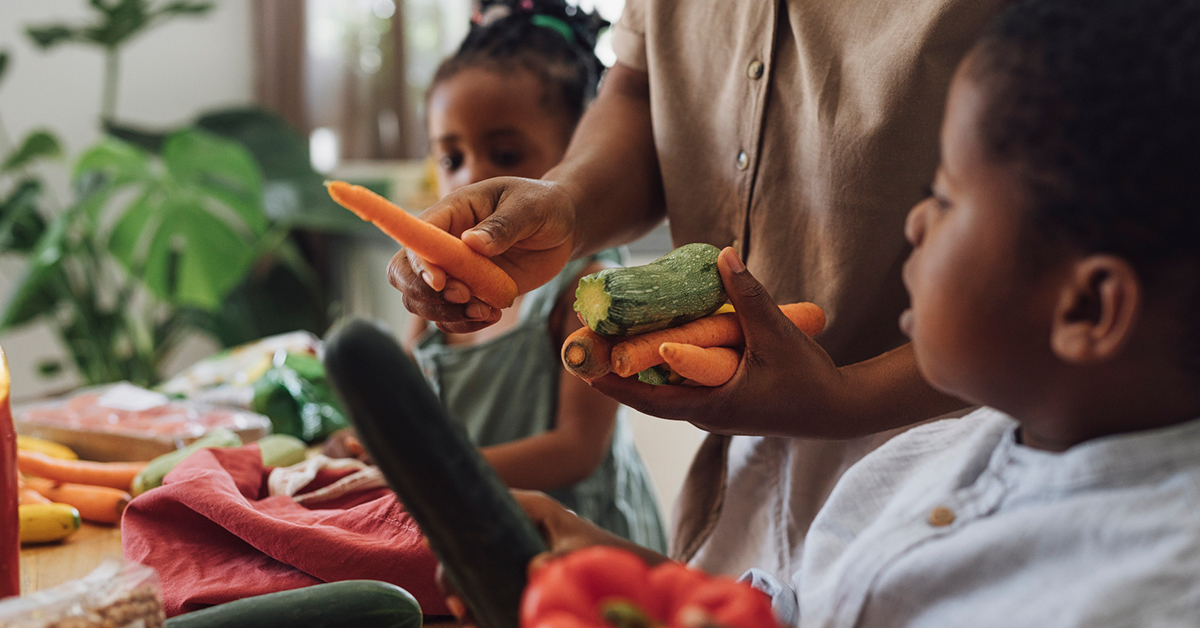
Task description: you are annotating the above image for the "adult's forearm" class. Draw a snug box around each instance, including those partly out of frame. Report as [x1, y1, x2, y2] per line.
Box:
[829, 343, 967, 437]
[544, 63, 667, 259]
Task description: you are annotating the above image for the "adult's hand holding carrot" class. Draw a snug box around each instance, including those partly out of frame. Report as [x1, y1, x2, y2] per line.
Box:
[385, 177, 578, 333]
[327, 180, 519, 309]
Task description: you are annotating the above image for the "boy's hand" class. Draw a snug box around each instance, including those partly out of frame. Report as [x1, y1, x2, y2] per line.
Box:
[435, 490, 669, 625]
[388, 177, 577, 333]
[588, 247, 856, 439]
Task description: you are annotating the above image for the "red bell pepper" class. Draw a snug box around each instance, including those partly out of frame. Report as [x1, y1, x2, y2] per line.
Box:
[521, 546, 781, 628]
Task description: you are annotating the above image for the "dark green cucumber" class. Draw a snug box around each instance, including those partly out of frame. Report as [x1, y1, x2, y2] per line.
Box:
[164, 580, 421, 628]
[322, 320, 546, 628]
[574, 242, 727, 336]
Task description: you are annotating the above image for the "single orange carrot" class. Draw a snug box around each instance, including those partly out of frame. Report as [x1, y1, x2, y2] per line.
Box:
[658, 343, 742, 387]
[16, 450, 145, 492]
[611, 302, 826, 377]
[561, 326, 617, 380]
[326, 180, 518, 309]
[23, 476, 130, 525]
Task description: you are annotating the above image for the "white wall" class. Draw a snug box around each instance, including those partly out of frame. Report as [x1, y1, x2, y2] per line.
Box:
[0, 0, 254, 401]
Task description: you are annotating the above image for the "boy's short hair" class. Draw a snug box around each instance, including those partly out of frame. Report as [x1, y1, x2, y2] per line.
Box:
[968, 0, 1200, 363]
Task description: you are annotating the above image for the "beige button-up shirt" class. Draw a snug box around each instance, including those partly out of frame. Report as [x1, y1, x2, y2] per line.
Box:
[611, 0, 1008, 578]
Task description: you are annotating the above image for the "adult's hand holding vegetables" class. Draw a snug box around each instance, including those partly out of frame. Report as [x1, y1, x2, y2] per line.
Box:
[587, 248, 965, 439]
[388, 64, 665, 334]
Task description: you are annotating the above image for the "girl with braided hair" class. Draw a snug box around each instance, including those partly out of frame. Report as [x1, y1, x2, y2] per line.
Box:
[407, 0, 667, 552]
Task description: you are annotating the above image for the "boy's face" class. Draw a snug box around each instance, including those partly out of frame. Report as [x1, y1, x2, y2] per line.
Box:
[900, 67, 1065, 409]
[428, 67, 574, 198]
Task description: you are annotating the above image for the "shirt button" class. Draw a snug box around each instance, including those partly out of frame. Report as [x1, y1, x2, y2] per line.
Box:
[928, 506, 956, 527]
[736, 150, 749, 170]
[747, 60, 765, 80]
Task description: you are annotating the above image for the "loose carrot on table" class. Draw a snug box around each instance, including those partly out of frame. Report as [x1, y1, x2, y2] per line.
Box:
[561, 325, 618, 380]
[16, 450, 145, 492]
[23, 476, 131, 525]
[611, 302, 825, 378]
[19, 488, 51, 506]
[17, 477, 52, 506]
[658, 343, 742, 387]
[326, 180, 518, 309]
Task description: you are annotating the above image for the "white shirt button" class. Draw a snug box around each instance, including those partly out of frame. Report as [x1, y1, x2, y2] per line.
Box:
[736, 150, 749, 170]
[747, 60, 765, 80]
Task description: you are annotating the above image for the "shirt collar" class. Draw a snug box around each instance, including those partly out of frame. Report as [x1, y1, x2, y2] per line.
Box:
[986, 413, 1200, 495]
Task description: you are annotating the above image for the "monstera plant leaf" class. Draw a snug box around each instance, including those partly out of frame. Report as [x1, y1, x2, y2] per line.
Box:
[78, 129, 268, 311]
[0, 179, 49, 252]
[2, 130, 64, 172]
[0, 210, 71, 330]
[26, 0, 214, 50]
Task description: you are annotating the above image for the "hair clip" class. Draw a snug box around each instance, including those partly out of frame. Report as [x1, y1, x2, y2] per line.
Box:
[475, 4, 512, 27]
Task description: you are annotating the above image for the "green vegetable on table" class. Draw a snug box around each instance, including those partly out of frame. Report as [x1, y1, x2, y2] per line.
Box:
[252, 352, 349, 443]
[164, 580, 422, 628]
[131, 431, 308, 496]
[131, 428, 242, 496]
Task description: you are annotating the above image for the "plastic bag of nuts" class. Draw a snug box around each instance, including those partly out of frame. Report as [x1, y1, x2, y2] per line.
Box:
[0, 560, 164, 628]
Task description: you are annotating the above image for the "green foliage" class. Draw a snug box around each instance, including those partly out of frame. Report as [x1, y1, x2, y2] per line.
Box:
[26, 0, 214, 51]
[0, 3, 338, 387]
[2, 131, 64, 172]
[84, 131, 266, 310]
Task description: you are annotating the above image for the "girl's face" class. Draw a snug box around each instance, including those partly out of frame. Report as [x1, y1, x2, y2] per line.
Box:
[427, 66, 575, 198]
[901, 66, 1068, 411]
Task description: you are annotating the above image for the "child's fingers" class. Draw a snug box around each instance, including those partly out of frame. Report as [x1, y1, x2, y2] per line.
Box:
[406, 248, 448, 293]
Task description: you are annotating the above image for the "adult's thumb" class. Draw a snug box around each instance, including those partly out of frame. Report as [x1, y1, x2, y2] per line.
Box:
[717, 247, 795, 345]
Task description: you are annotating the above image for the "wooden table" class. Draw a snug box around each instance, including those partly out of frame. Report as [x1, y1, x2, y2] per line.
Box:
[19, 523, 124, 595]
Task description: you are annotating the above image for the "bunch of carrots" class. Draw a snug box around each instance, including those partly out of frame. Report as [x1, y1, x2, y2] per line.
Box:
[15, 440, 144, 526]
[561, 302, 826, 387]
[320, 179, 827, 388]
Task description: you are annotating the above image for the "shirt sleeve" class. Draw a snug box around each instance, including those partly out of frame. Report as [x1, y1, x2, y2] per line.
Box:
[610, 0, 648, 71]
[738, 568, 799, 628]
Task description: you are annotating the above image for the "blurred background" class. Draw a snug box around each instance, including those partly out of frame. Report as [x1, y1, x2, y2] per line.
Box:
[0, 0, 699, 520]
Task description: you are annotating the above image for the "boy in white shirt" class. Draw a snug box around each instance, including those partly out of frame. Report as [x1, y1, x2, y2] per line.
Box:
[442, 0, 1200, 624]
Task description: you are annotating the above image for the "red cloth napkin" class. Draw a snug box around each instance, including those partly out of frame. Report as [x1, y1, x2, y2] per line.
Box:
[121, 444, 450, 617]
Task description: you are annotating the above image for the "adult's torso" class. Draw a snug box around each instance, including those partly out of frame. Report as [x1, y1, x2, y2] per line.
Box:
[617, 0, 1006, 364]
[613, 0, 1009, 578]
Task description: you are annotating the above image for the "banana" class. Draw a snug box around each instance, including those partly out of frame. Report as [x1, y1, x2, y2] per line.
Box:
[17, 435, 78, 460]
[19, 503, 81, 544]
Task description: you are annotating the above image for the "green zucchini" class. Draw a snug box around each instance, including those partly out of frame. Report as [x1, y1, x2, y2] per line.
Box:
[256, 433, 308, 468]
[323, 320, 546, 628]
[574, 242, 727, 336]
[637, 365, 684, 386]
[131, 428, 242, 496]
[164, 580, 421, 628]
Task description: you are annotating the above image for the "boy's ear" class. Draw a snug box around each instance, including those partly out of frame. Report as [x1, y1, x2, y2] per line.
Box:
[1050, 255, 1141, 364]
